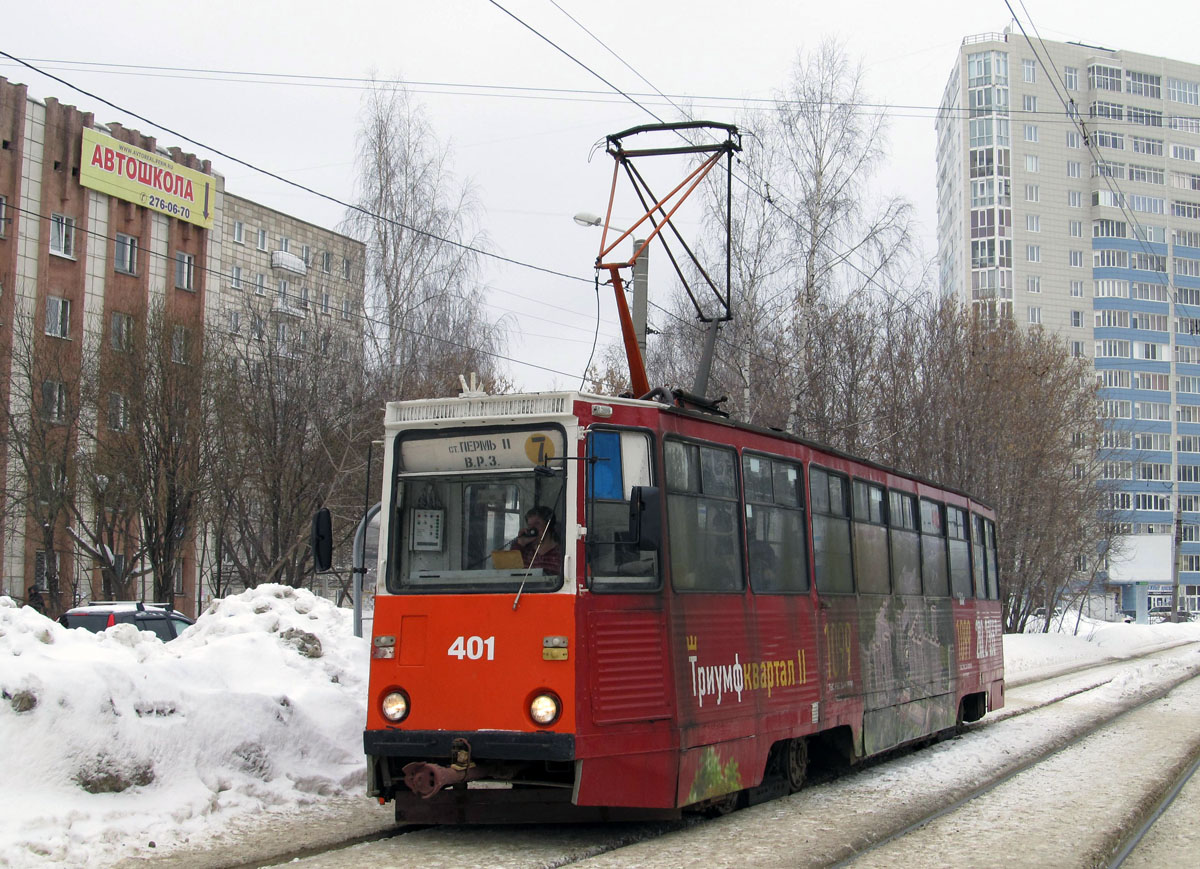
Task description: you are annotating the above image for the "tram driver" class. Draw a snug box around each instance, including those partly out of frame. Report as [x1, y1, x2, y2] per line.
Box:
[510, 506, 562, 574]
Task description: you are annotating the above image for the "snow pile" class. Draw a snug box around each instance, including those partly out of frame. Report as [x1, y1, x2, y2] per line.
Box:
[1004, 611, 1200, 680]
[0, 585, 369, 867]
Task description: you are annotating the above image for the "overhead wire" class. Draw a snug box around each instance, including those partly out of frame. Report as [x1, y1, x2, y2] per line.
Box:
[3, 201, 591, 380]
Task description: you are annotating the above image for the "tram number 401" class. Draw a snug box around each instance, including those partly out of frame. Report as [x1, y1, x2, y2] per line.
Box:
[447, 635, 496, 661]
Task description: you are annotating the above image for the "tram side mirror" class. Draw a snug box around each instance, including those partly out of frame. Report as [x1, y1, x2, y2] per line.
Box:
[312, 508, 333, 572]
[628, 486, 661, 552]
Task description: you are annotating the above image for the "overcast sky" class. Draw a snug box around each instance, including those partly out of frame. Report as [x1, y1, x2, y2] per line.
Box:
[4, 1, 1198, 390]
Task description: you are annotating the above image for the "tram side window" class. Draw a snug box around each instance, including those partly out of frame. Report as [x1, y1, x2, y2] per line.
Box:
[920, 499, 950, 596]
[586, 429, 660, 591]
[947, 506, 973, 598]
[743, 453, 809, 593]
[889, 491, 922, 595]
[972, 514, 988, 600]
[810, 467, 853, 593]
[984, 518, 1000, 600]
[852, 480, 890, 594]
[665, 440, 743, 591]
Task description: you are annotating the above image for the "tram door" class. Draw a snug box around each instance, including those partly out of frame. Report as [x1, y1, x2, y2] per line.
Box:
[581, 429, 673, 727]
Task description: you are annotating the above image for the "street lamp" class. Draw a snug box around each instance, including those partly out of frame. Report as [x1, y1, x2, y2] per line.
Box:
[574, 213, 650, 359]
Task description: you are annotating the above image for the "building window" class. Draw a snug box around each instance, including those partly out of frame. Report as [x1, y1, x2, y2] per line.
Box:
[1126, 71, 1162, 99]
[174, 252, 195, 291]
[1069, 250, 1084, 268]
[111, 312, 133, 351]
[1070, 310, 1083, 327]
[1027, 276, 1041, 293]
[1026, 245, 1041, 263]
[108, 392, 128, 432]
[41, 380, 66, 422]
[233, 220, 244, 244]
[1025, 184, 1039, 202]
[1066, 160, 1081, 178]
[341, 297, 352, 320]
[49, 213, 75, 258]
[255, 273, 265, 295]
[322, 251, 331, 273]
[278, 278, 289, 303]
[1169, 78, 1200, 106]
[1023, 59, 1036, 83]
[1064, 67, 1078, 90]
[1066, 131, 1081, 149]
[1068, 190, 1083, 208]
[0, 194, 8, 237]
[1071, 281, 1084, 297]
[1022, 94, 1037, 113]
[1025, 154, 1039, 173]
[299, 285, 310, 309]
[342, 257, 351, 280]
[1069, 220, 1083, 237]
[228, 310, 241, 334]
[171, 326, 189, 364]
[111, 234, 139, 277]
[231, 265, 242, 289]
[256, 228, 268, 251]
[1071, 340, 1084, 357]
[321, 290, 330, 314]
[279, 236, 290, 253]
[1027, 306, 1042, 326]
[45, 296, 70, 338]
[1024, 124, 1038, 142]
[301, 244, 310, 265]
[1026, 214, 1040, 232]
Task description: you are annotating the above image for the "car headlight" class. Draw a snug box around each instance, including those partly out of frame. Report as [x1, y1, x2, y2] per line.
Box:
[529, 692, 561, 726]
[381, 690, 410, 723]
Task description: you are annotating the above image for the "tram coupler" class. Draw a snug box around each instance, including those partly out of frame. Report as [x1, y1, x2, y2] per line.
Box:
[402, 737, 480, 798]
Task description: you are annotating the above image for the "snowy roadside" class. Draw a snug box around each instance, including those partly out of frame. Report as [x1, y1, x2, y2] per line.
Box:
[2, 597, 1199, 868]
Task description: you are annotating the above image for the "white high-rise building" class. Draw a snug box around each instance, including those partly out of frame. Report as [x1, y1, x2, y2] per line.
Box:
[936, 30, 1200, 618]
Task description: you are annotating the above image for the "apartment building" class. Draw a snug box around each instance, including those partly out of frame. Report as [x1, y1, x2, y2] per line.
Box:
[936, 30, 1200, 617]
[0, 77, 364, 615]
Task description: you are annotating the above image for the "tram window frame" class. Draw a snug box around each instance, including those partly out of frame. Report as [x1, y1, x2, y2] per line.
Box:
[920, 498, 950, 597]
[947, 505, 973, 598]
[810, 466, 854, 594]
[664, 438, 745, 592]
[385, 423, 568, 595]
[888, 490, 922, 595]
[984, 518, 1000, 600]
[972, 513, 989, 600]
[742, 451, 809, 594]
[852, 479, 890, 594]
[585, 427, 661, 592]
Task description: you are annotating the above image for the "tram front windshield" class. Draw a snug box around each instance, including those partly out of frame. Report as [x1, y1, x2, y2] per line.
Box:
[387, 427, 566, 594]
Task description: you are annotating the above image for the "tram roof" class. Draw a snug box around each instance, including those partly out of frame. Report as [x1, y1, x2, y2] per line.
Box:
[383, 390, 993, 511]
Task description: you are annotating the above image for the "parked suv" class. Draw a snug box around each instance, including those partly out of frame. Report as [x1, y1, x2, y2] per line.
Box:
[59, 602, 194, 641]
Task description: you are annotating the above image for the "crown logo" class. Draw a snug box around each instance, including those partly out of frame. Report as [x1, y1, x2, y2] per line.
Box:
[685, 635, 697, 651]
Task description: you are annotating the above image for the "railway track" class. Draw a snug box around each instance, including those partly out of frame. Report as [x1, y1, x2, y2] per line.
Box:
[135, 641, 1200, 869]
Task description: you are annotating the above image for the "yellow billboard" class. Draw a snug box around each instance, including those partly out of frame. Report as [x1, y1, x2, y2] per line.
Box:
[79, 128, 215, 230]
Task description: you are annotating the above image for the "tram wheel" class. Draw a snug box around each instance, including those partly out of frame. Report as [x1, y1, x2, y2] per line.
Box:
[785, 738, 808, 793]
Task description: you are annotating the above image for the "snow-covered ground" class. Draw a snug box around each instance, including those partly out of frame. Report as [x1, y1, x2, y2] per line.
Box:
[1, 590, 1198, 868]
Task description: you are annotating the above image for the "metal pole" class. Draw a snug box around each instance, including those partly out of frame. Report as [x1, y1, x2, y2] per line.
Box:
[632, 238, 648, 357]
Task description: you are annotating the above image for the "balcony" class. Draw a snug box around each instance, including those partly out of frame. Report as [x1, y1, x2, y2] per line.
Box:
[271, 250, 307, 276]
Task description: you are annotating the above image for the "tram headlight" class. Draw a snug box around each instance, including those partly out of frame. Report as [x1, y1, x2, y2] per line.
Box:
[529, 692, 561, 726]
[381, 690, 410, 723]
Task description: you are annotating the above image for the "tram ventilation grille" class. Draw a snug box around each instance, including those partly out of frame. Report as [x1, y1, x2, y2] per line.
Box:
[389, 395, 571, 423]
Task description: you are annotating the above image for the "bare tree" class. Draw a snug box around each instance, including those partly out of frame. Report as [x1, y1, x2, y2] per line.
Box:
[201, 308, 373, 589]
[0, 310, 88, 615]
[343, 80, 508, 396]
[98, 302, 207, 605]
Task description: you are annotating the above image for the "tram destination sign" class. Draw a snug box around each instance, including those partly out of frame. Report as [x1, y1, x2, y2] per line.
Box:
[400, 430, 561, 472]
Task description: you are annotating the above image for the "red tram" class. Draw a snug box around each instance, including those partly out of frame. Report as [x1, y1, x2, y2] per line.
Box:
[362, 389, 1005, 822]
